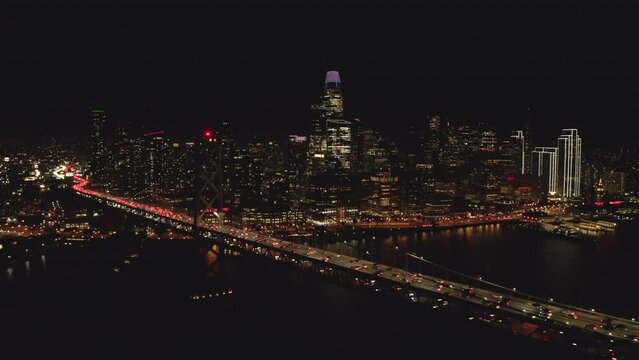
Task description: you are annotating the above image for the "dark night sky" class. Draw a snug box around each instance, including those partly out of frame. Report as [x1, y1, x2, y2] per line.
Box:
[2, 1, 639, 149]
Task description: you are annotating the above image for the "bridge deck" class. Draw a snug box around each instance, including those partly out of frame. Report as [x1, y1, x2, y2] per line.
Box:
[72, 176, 639, 344]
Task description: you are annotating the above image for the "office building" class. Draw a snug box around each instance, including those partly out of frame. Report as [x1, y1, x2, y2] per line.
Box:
[557, 129, 582, 200]
[532, 146, 558, 197]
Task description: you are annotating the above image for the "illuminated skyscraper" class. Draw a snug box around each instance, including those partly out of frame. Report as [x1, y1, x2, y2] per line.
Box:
[557, 129, 582, 200]
[532, 147, 558, 197]
[313, 71, 344, 127]
[145, 132, 170, 196]
[89, 109, 109, 183]
[304, 71, 360, 222]
[308, 70, 344, 175]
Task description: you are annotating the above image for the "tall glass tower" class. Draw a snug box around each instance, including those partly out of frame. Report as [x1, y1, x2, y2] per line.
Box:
[308, 70, 345, 175]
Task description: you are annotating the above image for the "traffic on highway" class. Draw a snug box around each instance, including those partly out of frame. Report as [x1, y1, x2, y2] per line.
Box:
[72, 175, 639, 345]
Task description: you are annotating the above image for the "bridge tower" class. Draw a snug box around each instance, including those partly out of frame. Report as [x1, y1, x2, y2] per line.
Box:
[193, 129, 227, 274]
[194, 129, 225, 234]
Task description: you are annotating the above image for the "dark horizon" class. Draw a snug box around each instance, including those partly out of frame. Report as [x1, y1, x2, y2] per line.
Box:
[3, 1, 638, 149]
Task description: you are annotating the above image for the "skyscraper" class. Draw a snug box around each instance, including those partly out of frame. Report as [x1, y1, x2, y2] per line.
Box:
[218, 121, 235, 208]
[420, 114, 442, 168]
[308, 70, 345, 175]
[285, 135, 308, 208]
[313, 71, 344, 124]
[89, 109, 108, 184]
[145, 132, 170, 197]
[511, 130, 525, 175]
[326, 119, 353, 170]
[557, 129, 582, 200]
[112, 120, 145, 196]
[532, 147, 558, 197]
[304, 71, 360, 223]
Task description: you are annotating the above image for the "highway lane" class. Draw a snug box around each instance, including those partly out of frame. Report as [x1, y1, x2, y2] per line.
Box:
[72, 176, 639, 344]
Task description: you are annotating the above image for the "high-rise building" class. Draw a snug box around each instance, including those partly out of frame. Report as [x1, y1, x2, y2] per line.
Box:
[326, 119, 353, 170]
[218, 121, 235, 208]
[145, 132, 170, 197]
[478, 128, 498, 153]
[441, 123, 471, 174]
[230, 142, 262, 207]
[257, 140, 285, 204]
[165, 140, 194, 203]
[511, 130, 525, 175]
[600, 170, 624, 195]
[305, 71, 359, 223]
[359, 127, 379, 173]
[557, 129, 582, 200]
[532, 147, 558, 197]
[285, 135, 308, 208]
[89, 109, 109, 183]
[308, 71, 345, 175]
[112, 121, 145, 196]
[420, 114, 442, 168]
[312, 71, 344, 127]
[364, 171, 400, 216]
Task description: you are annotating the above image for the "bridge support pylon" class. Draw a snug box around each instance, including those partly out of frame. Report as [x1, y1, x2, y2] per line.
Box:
[193, 129, 226, 275]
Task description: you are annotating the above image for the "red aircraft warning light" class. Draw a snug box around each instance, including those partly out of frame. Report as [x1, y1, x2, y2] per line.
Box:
[203, 130, 214, 139]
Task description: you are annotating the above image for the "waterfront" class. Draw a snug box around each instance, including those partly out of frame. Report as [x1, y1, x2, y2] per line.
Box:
[313, 219, 639, 319]
[2, 219, 638, 359]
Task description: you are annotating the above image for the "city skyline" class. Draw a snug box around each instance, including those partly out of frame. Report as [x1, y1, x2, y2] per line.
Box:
[3, 2, 639, 359]
[80, 70, 595, 226]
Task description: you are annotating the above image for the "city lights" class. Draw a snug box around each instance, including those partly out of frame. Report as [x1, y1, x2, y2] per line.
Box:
[3, 6, 639, 359]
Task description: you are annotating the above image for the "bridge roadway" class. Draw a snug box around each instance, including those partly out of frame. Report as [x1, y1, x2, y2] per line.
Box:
[72, 176, 639, 345]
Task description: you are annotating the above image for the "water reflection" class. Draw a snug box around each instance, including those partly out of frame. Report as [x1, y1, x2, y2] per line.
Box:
[313, 220, 639, 318]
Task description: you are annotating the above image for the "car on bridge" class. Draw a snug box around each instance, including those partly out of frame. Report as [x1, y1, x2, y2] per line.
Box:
[460, 287, 476, 298]
[601, 317, 615, 331]
[561, 310, 578, 320]
[601, 317, 627, 331]
[500, 297, 512, 306]
[625, 334, 638, 342]
[490, 294, 512, 307]
[433, 282, 446, 291]
[481, 298, 502, 309]
[539, 307, 552, 319]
